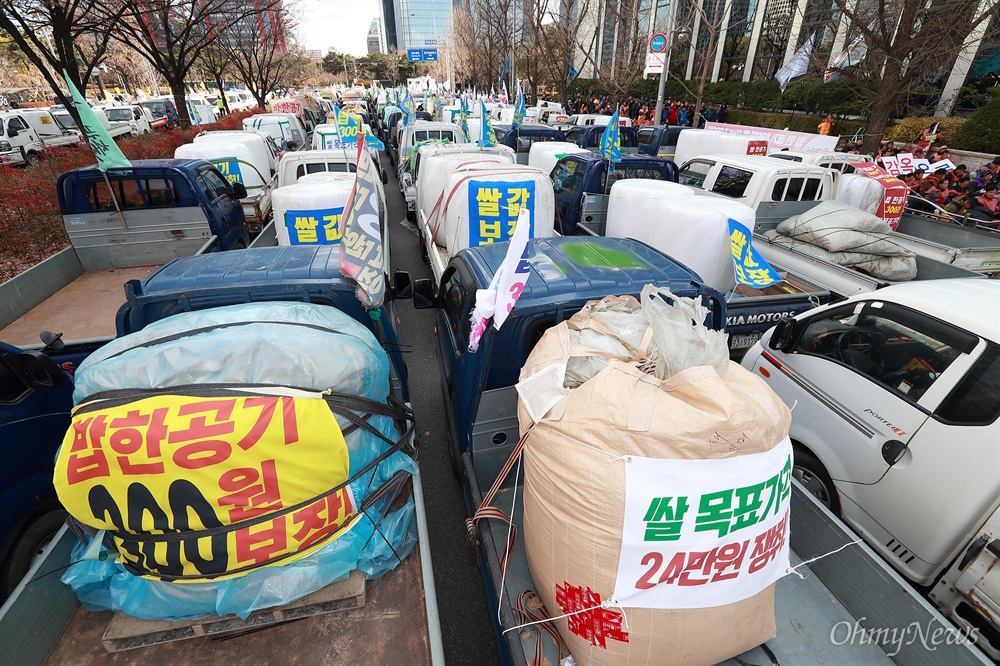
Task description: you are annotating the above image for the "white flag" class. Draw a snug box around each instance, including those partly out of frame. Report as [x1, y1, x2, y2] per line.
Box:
[775, 32, 815, 93]
[468, 208, 532, 352]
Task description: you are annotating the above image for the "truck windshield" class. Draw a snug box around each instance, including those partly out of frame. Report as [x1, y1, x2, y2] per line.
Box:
[52, 114, 77, 131]
[106, 109, 132, 122]
[142, 101, 166, 116]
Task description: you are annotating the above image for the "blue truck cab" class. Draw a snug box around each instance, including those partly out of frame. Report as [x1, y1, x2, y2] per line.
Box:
[562, 125, 639, 155]
[411, 236, 723, 663]
[636, 125, 690, 159]
[492, 124, 566, 164]
[413, 235, 723, 486]
[0, 342, 74, 599]
[551, 152, 679, 235]
[57, 159, 250, 268]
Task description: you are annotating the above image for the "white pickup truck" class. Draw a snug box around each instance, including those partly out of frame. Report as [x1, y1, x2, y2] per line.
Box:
[50, 105, 132, 142]
[742, 279, 1000, 658]
[676, 154, 984, 299]
[0, 109, 82, 166]
[103, 104, 154, 136]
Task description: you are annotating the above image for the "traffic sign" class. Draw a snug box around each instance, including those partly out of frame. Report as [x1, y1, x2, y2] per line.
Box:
[422, 49, 438, 62]
[407, 48, 423, 62]
[649, 33, 668, 53]
[644, 52, 665, 75]
[425, 39, 438, 45]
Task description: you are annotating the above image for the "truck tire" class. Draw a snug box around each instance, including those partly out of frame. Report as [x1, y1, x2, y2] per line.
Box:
[0, 508, 67, 600]
[793, 447, 841, 515]
[24, 152, 39, 167]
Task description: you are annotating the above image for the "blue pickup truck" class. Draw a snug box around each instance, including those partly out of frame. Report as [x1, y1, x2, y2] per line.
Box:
[1, 246, 446, 665]
[562, 125, 639, 155]
[412, 235, 992, 666]
[551, 152, 678, 235]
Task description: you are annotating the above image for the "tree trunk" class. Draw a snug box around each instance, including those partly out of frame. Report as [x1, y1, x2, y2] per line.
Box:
[215, 76, 230, 114]
[171, 81, 190, 129]
[862, 94, 896, 155]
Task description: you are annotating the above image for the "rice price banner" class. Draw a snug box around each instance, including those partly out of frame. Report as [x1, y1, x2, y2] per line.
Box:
[54, 392, 358, 581]
[850, 162, 908, 229]
[612, 438, 793, 608]
[339, 136, 386, 309]
[284, 207, 345, 245]
[728, 220, 782, 288]
[336, 109, 361, 145]
[468, 180, 535, 247]
[212, 158, 244, 186]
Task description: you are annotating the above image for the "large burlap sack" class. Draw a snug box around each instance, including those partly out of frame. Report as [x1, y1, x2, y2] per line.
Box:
[517, 295, 792, 666]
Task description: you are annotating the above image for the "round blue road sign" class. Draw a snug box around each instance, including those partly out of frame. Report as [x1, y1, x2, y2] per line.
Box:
[650, 33, 667, 53]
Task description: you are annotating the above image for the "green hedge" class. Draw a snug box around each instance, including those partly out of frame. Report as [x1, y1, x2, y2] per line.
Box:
[951, 97, 1000, 154]
[882, 116, 968, 145]
[565, 76, 996, 152]
[726, 109, 867, 139]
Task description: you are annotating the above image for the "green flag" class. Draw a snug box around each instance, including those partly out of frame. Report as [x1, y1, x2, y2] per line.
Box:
[62, 70, 131, 171]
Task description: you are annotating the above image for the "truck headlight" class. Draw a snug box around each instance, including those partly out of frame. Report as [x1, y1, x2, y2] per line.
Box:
[0, 141, 10, 151]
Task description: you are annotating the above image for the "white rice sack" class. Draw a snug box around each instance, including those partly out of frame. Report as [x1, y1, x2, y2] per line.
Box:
[777, 201, 914, 257]
[763, 231, 917, 281]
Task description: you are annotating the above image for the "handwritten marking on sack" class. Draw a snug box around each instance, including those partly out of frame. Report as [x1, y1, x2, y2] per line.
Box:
[555, 582, 630, 648]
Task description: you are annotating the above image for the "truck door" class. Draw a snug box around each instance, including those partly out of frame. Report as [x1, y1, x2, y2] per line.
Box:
[551, 156, 585, 235]
[761, 300, 982, 578]
[195, 166, 243, 247]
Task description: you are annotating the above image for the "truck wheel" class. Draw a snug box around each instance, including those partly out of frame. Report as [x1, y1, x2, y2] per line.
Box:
[406, 210, 416, 223]
[24, 152, 40, 167]
[419, 235, 429, 263]
[0, 508, 67, 600]
[793, 447, 841, 515]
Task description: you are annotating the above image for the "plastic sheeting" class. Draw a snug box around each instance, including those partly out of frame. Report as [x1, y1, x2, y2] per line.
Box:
[416, 152, 514, 218]
[272, 179, 353, 246]
[61, 302, 418, 620]
[437, 165, 555, 253]
[527, 142, 588, 178]
[673, 130, 768, 168]
[606, 181, 753, 293]
[837, 173, 885, 215]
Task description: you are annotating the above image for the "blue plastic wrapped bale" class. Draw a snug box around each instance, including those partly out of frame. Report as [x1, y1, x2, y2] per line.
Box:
[57, 302, 418, 620]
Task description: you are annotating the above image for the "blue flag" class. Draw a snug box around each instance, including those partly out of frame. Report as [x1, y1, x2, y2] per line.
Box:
[460, 96, 471, 143]
[567, 57, 579, 88]
[728, 219, 782, 288]
[403, 96, 416, 127]
[479, 100, 497, 147]
[600, 109, 622, 173]
[512, 85, 526, 131]
[497, 55, 510, 88]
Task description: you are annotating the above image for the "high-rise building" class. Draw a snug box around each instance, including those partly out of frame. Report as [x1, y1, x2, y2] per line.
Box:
[386, 0, 453, 53]
[368, 19, 384, 54]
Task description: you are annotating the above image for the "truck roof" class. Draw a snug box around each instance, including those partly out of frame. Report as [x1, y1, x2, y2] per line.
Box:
[117, 246, 368, 335]
[63, 158, 209, 174]
[460, 236, 710, 309]
[847, 278, 1000, 342]
[560, 151, 657, 165]
[687, 153, 832, 173]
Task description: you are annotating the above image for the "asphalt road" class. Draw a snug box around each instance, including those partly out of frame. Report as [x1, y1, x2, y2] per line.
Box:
[381, 153, 501, 665]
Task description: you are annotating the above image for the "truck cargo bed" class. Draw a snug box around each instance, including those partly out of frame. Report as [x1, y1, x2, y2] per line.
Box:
[0, 266, 155, 345]
[466, 459, 991, 666]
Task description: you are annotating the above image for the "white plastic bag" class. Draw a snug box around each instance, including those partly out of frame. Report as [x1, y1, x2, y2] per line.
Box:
[640, 284, 729, 379]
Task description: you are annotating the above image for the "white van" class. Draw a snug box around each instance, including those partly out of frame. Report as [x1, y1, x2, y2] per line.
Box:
[769, 149, 875, 173]
[0, 109, 82, 166]
[564, 113, 633, 128]
[742, 278, 1000, 657]
[244, 113, 309, 152]
[104, 105, 154, 135]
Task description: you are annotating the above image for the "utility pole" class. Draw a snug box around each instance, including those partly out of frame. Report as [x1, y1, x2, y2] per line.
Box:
[653, 2, 676, 126]
[343, 52, 350, 86]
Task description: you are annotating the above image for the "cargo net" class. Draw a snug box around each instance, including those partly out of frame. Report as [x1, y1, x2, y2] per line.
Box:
[57, 384, 416, 583]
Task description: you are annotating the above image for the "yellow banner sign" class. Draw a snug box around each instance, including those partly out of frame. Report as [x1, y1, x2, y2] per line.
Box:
[54, 393, 356, 581]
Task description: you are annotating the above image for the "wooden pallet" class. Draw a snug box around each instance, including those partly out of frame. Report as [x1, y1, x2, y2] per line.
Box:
[100, 570, 366, 653]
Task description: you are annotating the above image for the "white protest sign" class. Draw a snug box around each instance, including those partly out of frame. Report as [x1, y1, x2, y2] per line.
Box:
[880, 156, 902, 176]
[612, 437, 792, 609]
[929, 159, 957, 172]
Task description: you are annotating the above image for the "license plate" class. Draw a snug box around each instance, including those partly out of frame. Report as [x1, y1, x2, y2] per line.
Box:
[731, 333, 761, 349]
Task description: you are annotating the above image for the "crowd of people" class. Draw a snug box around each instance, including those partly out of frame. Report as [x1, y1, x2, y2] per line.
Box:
[565, 94, 729, 127]
[893, 152, 999, 224]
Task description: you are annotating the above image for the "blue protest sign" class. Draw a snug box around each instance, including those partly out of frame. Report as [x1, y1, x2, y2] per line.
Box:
[467, 180, 535, 247]
[284, 207, 345, 245]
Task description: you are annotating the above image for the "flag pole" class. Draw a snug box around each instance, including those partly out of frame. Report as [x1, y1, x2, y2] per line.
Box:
[102, 170, 129, 231]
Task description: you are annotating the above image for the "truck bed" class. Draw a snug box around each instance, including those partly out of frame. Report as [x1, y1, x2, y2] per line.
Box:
[0, 266, 156, 345]
[893, 215, 1000, 274]
[466, 461, 991, 666]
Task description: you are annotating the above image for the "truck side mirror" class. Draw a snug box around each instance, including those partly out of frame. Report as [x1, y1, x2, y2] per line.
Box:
[767, 319, 798, 352]
[412, 279, 436, 309]
[391, 270, 412, 299]
[232, 182, 248, 199]
[19, 350, 66, 388]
